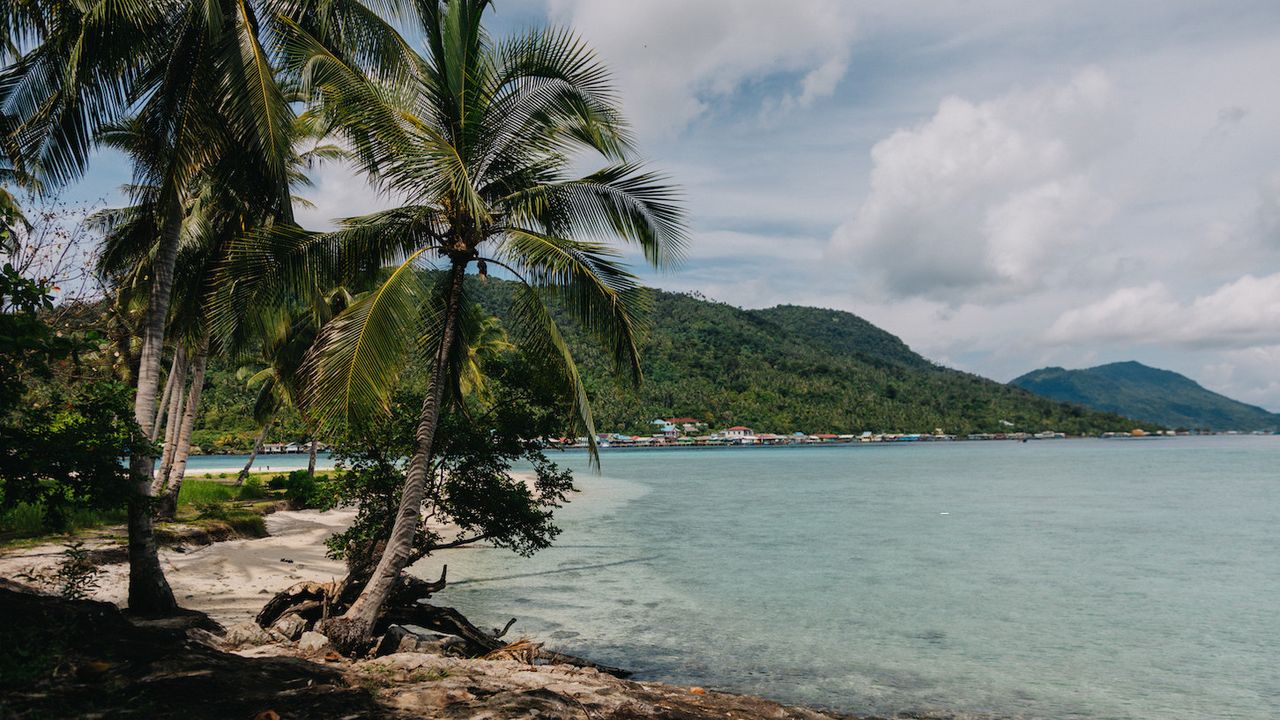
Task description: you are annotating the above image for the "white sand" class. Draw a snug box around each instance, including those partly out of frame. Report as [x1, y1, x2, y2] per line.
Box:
[0, 509, 356, 625]
[0, 471, 541, 626]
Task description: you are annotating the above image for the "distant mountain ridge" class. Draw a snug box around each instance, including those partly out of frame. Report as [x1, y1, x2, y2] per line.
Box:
[1011, 361, 1279, 431]
[464, 282, 1139, 436]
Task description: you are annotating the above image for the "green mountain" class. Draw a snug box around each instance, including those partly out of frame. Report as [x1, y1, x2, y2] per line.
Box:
[1011, 361, 1279, 431]
[465, 282, 1136, 437]
[192, 283, 1139, 452]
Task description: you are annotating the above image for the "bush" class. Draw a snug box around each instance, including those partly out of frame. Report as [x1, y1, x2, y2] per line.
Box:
[269, 470, 321, 509]
[0, 502, 44, 536]
[238, 476, 269, 500]
[324, 351, 576, 564]
[194, 501, 230, 520]
[16, 542, 101, 600]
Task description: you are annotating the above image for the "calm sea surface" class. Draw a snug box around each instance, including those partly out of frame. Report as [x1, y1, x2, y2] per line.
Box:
[189, 437, 1278, 717]
[421, 436, 1280, 719]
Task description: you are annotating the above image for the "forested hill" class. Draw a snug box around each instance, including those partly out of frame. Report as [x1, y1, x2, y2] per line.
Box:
[466, 281, 1136, 436]
[1011, 361, 1280, 431]
[193, 282, 1138, 452]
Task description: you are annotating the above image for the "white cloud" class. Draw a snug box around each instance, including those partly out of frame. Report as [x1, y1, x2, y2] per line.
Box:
[1200, 345, 1280, 411]
[1045, 273, 1280, 348]
[293, 161, 398, 231]
[829, 68, 1121, 302]
[547, 0, 857, 137]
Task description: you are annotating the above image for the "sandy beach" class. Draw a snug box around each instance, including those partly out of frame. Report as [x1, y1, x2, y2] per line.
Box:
[0, 508, 361, 624]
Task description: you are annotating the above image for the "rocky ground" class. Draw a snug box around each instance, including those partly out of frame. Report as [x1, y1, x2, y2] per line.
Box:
[0, 583, 865, 720]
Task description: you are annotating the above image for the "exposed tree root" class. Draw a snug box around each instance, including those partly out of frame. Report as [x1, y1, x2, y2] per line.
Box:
[256, 563, 629, 677]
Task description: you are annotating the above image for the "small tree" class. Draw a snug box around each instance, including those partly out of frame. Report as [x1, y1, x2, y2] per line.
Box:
[322, 350, 577, 577]
[0, 264, 149, 531]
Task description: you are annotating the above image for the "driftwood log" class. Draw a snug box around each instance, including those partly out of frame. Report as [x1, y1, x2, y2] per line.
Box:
[255, 563, 629, 677]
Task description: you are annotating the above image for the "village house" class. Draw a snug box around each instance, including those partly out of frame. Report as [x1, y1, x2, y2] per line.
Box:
[665, 417, 705, 433]
[649, 419, 682, 438]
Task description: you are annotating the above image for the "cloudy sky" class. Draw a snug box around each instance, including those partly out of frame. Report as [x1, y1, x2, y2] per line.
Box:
[67, 0, 1280, 410]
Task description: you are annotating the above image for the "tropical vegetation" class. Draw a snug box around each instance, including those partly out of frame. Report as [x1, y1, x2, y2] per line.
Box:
[1, 0, 684, 651]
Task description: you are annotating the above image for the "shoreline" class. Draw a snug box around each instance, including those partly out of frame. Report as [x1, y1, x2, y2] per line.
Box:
[0, 508, 882, 720]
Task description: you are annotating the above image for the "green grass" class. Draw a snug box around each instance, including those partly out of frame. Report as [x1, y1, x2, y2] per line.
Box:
[176, 479, 242, 506]
[0, 503, 128, 540]
[1, 472, 336, 547]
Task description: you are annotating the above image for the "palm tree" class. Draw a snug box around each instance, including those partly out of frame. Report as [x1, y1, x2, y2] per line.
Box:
[3, 0, 409, 613]
[4, 0, 281, 614]
[219, 0, 685, 647]
[96, 113, 346, 515]
[234, 284, 352, 483]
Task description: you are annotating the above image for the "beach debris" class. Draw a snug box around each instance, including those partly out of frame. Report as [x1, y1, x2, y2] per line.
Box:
[73, 659, 115, 681]
[257, 564, 632, 677]
[690, 686, 707, 695]
[481, 638, 541, 665]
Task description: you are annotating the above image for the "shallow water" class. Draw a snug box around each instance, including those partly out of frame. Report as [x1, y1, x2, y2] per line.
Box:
[184, 452, 336, 475]
[427, 436, 1279, 719]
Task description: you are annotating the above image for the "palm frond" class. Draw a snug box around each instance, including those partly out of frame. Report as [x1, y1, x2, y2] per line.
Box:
[493, 228, 650, 385]
[507, 282, 598, 466]
[300, 247, 432, 430]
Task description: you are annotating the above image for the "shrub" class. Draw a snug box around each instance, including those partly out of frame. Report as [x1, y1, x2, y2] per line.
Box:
[16, 542, 101, 600]
[194, 501, 230, 521]
[238, 476, 269, 500]
[177, 480, 237, 506]
[270, 470, 321, 509]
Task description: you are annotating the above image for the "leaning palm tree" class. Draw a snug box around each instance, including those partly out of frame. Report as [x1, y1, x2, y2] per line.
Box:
[218, 0, 685, 648]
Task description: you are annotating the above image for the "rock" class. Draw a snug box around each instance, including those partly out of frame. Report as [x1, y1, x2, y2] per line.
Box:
[298, 631, 330, 654]
[375, 625, 467, 657]
[387, 687, 475, 710]
[270, 613, 307, 641]
[222, 622, 273, 649]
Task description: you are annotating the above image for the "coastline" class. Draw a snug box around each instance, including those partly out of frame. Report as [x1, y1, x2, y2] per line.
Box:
[0, 507, 875, 720]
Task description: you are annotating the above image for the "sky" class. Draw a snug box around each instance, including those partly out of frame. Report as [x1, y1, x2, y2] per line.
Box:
[64, 0, 1280, 411]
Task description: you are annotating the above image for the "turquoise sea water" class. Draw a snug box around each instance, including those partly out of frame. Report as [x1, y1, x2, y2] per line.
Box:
[424, 436, 1279, 719]
[184, 452, 336, 475]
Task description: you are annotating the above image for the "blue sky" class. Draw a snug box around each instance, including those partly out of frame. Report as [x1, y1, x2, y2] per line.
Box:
[61, 0, 1280, 410]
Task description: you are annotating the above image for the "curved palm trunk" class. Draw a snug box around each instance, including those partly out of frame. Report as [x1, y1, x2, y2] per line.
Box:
[236, 421, 272, 486]
[307, 438, 319, 477]
[159, 339, 209, 520]
[152, 350, 182, 441]
[127, 207, 182, 616]
[153, 347, 189, 494]
[329, 262, 467, 647]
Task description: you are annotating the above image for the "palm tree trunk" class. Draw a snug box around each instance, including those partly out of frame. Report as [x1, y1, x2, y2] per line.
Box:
[152, 350, 181, 440]
[153, 347, 188, 494]
[328, 262, 467, 647]
[236, 421, 272, 486]
[126, 205, 182, 616]
[307, 438, 318, 477]
[159, 339, 209, 520]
